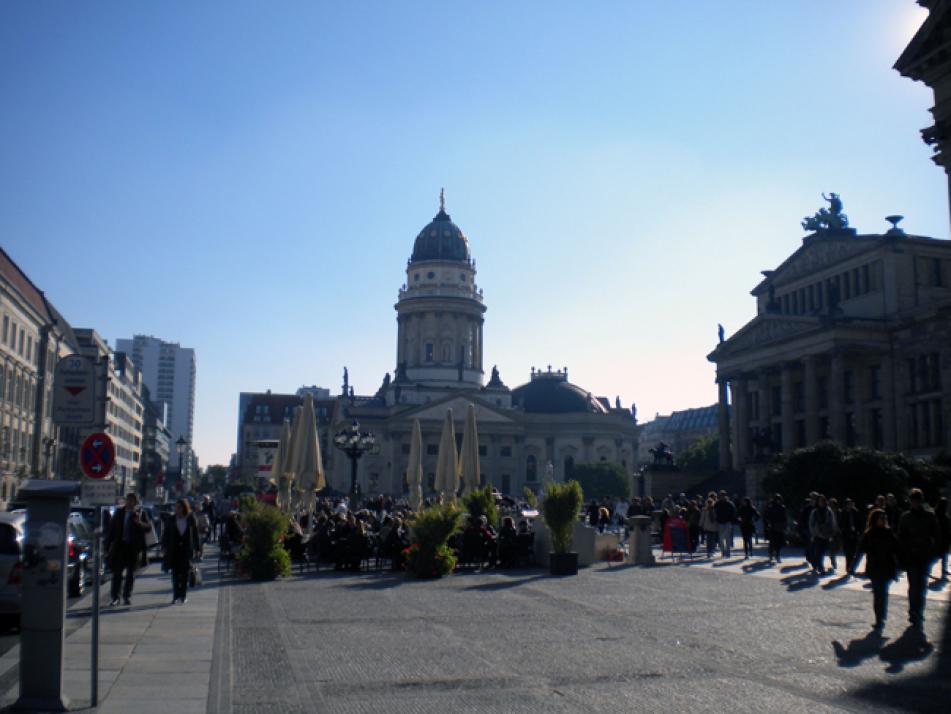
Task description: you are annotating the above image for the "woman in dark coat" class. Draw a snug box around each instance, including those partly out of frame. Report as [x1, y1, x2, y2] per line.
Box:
[857, 508, 901, 630]
[163, 499, 201, 604]
[737, 498, 759, 559]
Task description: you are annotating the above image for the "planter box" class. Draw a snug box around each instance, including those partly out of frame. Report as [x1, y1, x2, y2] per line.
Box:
[549, 552, 579, 576]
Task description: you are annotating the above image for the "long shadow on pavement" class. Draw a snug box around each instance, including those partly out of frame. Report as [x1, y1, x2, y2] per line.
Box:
[847, 611, 949, 711]
[464, 573, 548, 592]
[741, 560, 775, 574]
[781, 572, 819, 592]
[832, 629, 888, 668]
[821, 574, 853, 591]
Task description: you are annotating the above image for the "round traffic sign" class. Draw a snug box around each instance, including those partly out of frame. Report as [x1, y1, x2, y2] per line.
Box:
[80, 432, 115, 480]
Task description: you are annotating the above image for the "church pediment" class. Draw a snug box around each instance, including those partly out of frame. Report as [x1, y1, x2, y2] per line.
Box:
[399, 394, 516, 424]
[759, 235, 880, 292]
[710, 316, 817, 362]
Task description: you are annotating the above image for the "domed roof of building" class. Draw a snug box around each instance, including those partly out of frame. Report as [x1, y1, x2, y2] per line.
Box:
[410, 190, 471, 264]
[511, 370, 608, 414]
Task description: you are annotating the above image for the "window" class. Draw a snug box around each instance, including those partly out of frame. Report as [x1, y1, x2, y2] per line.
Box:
[501, 474, 511, 493]
[17, 329, 24, 355]
[426, 444, 438, 456]
[793, 382, 804, 413]
[26, 336, 31, 362]
[869, 365, 882, 400]
[7, 321, 14, 348]
[843, 370, 854, 403]
[771, 385, 781, 417]
[526, 455, 537, 481]
[500, 445, 512, 457]
[426, 271, 435, 279]
[425, 343, 434, 362]
[401, 444, 410, 455]
[818, 376, 828, 410]
[870, 408, 883, 450]
[1, 316, 6, 343]
[564, 455, 574, 479]
[478, 445, 487, 456]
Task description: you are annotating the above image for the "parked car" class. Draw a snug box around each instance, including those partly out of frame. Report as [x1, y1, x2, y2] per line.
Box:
[66, 515, 94, 598]
[0, 512, 25, 629]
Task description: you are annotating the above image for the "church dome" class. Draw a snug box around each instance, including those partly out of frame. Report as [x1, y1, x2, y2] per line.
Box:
[511, 370, 608, 414]
[410, 191, 471, 264]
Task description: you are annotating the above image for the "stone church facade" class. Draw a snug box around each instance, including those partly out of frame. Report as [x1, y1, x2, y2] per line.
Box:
[238, 195, 639, 496]
[708, 206, 951, 496]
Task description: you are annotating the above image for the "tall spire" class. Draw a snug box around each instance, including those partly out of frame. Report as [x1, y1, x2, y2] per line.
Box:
[439, 187, 445, 213]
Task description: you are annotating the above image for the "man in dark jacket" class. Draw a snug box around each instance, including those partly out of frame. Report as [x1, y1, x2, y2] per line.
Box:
[714, 491, 737, 558]
[104, 493, 152, 606]
[897, 489, 939, 630]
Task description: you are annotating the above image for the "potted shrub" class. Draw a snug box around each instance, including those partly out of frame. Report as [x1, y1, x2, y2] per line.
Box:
[541, 480, 584, 576]
[461, 484, 499, 527]
[236, 502, 291, 580]
[406, 502, 464, 578]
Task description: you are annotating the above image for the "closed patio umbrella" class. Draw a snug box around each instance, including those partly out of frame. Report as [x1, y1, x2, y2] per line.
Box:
[407, 418, 423, 510]
[272, 419, 293, 512]
[458, 403, 480, 496]
[287, 393, 325, 524]
[433, 408, 458, 498]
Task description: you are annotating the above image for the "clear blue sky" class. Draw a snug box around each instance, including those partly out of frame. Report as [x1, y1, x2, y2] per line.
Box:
[1, 2, 943, 467]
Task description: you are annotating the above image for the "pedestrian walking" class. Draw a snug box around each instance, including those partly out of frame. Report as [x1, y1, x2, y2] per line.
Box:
[839, 498, 861, 576]
[799, 493, 817, 568]
[897, 488, 940, 631]
[714, 491, 737, 558]
[163, 498, 202, 604]
[685, 499, 701, 554]
[764, 494, 787, 564]
[737, 497, 759, 559]
[104, 493, 153, 607]
[809, 494, 837, 575]
[857, 508, 900, 631]
[935, 496, 949, 582]
[701, 497, 719, 558]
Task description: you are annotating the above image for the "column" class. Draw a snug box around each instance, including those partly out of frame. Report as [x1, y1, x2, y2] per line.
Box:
[731, 377, 749, 471]
[717, 376, 731, 470]
[803, 355, 819, 444]
[881, 354, 897, 451]
[853, 358, 866, 447]
[758, 369, 773, 452]
[780, 364, 795, 453]
[829, 353, 846, 443]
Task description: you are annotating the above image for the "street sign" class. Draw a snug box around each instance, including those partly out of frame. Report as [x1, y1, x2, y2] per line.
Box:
[52, 355, 97, 426]
[80, 433, 115, 480]
[80, 478, 117, 506]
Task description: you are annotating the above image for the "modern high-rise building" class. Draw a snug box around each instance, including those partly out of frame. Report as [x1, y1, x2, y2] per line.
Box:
[116, 335, 196, 475]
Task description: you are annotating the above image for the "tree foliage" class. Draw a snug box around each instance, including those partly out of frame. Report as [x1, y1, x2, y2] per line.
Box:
[541, 480, 584, 554]
[763, 441, 950, 509]
[570, 462, 629, 500]
[677, 436, 719, 473]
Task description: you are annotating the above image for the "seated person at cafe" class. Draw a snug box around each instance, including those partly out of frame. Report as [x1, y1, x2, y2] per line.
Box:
[497, 516, 519, 568]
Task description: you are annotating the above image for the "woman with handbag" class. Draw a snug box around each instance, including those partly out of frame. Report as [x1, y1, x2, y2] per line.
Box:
[163, 498, 201, 604]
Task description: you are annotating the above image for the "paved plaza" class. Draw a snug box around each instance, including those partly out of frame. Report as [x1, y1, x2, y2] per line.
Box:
[0, 545, 948, 713]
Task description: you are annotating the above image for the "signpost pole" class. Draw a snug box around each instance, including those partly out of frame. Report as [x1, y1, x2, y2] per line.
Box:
[91, 505, 101, 708]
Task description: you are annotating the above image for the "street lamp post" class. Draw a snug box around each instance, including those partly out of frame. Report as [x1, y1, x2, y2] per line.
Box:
[332, 420, 376, 497]
[176, 436, 189, 496]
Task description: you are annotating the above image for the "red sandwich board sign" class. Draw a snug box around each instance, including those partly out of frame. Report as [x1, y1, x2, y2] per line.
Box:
[80, 432, 115, 480]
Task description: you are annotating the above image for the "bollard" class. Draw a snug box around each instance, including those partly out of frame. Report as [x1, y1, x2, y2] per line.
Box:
[626, 515, 655, 565]
[14, 480, 79, 712]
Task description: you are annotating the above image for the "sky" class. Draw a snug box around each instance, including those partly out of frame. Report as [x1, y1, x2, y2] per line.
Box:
[0, 1, 944, 468]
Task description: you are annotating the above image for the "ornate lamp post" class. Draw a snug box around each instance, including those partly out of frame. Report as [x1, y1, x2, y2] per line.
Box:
[332, 420, 376, 497]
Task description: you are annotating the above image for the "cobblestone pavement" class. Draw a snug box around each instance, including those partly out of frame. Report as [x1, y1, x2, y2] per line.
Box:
[216, 559, 949, 714]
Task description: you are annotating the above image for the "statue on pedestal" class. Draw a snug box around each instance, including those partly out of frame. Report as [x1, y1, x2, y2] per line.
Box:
[802, 192, 850, 233]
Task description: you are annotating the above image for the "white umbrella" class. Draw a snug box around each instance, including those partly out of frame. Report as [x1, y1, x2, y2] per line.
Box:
[287, 393, 325, 521]
[407, 418, 423, 510]
[433, 408, 458, 498]
[272, 419, 292, 512]
[458, 403, 480, 495]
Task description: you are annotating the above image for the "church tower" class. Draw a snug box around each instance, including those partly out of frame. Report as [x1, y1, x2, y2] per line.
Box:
[394, 190, 486, 389]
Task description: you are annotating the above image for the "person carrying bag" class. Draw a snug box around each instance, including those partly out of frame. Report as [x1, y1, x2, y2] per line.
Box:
[163, 498, 201, 604]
